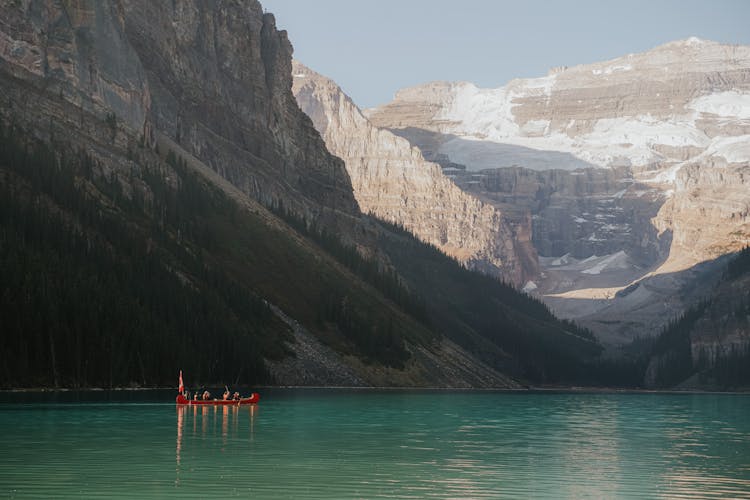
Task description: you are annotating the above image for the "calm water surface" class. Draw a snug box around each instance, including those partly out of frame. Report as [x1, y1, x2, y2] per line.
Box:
[1, 389, 749, 498]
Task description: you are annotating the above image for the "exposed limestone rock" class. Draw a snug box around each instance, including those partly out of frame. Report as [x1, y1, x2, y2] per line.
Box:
[292, 61, 531, 284]
[0, 0, 357, 220]
[655, 163, 750, 272]
[450, 166, 667, 262]
[0, 0, 150, 138]
[368, 38, 750, 173]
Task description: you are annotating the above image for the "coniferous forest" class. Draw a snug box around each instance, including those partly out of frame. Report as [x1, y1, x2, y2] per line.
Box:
[0, 122, 279, 387]
[647, 247, 750, 388]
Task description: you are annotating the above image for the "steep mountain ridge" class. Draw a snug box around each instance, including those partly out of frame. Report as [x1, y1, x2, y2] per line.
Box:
[0, 0, 358, 221]
[291, 61, 535, 284]
[118, 1, 359, 221]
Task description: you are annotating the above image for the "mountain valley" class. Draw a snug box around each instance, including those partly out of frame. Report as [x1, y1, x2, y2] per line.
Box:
[0, 0, 747, 390]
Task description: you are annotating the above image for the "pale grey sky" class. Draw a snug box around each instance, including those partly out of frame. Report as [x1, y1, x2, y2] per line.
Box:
[261, 0, 750, 108]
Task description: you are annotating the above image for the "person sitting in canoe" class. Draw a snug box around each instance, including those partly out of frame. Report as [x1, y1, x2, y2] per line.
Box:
[202, 390, 211, 400]
[222, 388, 230, 400]
[233, 392, 240, 401]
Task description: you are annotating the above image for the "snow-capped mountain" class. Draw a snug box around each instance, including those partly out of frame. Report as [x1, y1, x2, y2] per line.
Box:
[366, 38, 750, 343]
[367, 38, 750, 176]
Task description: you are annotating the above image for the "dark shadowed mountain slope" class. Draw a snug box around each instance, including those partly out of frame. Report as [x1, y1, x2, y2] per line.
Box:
[645, 248, 750, 390]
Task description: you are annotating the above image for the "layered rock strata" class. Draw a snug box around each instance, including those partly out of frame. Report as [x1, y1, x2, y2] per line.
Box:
[367, 38, 750, 272]
[117, 1, 359, 221]
[292, 61, 532, 284]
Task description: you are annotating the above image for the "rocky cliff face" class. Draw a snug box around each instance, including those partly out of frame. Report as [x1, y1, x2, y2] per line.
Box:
[450, 166, 667, 263]
[291, 61, 531, 284]
[0, 1, 150, 134]
[367, 38, 750, 342]
[655, 163, 750, 273]
[367, 39, 750, 263]
[0, 0, 358, 222]
[117, 0, 358, 220]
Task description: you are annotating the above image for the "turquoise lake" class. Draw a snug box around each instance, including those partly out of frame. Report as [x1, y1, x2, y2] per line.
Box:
[1, 389, 749, 498]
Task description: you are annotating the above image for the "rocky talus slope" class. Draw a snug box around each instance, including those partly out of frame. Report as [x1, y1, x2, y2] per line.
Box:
[291, 61, 533, 284]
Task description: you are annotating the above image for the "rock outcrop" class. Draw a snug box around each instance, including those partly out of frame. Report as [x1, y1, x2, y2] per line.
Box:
[367, 39, 750, 262]
[117, 1, 359, 220]
[655, 163, 750, 273]
[0, 0, 358, 223]
[291, 61, 531, 283]
[450, 166, 667, 263]
[0, 1, 151, 134]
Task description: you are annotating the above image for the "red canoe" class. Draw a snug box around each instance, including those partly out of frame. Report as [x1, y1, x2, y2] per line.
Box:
[176, 393, 260, 405]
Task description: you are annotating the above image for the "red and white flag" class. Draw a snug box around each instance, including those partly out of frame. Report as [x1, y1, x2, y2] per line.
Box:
[178, 370, 184, 393]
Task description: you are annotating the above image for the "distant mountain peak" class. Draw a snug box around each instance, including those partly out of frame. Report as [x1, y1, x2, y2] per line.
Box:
[367, 37, 750, 345]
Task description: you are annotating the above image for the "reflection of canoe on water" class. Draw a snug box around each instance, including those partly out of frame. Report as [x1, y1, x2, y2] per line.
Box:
[176, 393, 260, 405]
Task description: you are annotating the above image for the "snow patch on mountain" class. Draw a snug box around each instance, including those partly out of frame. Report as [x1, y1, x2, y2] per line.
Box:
[542, 251, 633, 275]
[522, 74, 558, 97]
[394, 39, 750, 177]
[592, 64, 633, 76]
[704, 135, 750, 163]
[587, 116, 709, 148]
[689, 91, 750, 119]
[581, 251, 631, 275]
[443, 82, 520, 138]
[437, 136, 595, 171]
[434, 81, 720, 171]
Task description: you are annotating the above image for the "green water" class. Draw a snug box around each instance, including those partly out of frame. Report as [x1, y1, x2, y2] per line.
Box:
[1, 390, 749, 499]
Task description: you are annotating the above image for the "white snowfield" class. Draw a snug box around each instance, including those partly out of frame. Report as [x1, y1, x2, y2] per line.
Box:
[688, 91, 750, 119]
[592, 64, 633, 76]
[419, 39, 750, 177]
[541, 250, 632, 276]
[438, 87, 750, 173]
